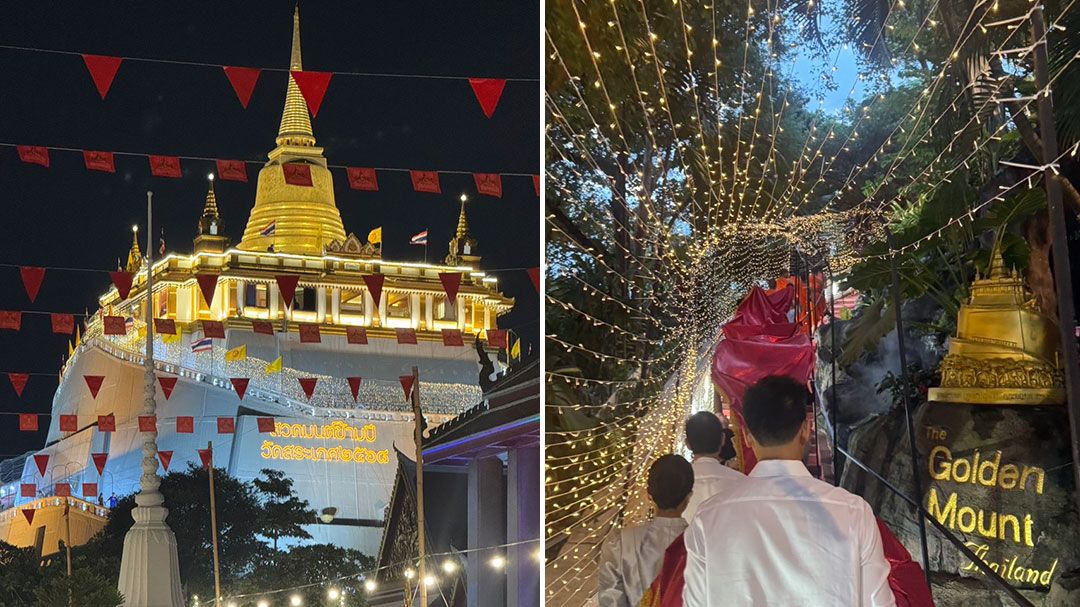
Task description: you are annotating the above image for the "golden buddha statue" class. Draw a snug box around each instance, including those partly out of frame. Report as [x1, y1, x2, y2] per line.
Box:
[928, 242, 1065, 405]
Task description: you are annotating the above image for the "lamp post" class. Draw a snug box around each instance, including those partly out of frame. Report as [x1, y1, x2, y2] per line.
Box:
[116, 192, 184, 606]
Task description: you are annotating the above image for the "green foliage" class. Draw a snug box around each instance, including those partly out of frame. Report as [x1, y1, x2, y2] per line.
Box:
[252, 468, 313, 552]
[32, 569, 123, 607]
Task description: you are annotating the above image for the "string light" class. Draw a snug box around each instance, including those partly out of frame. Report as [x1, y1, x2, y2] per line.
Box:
[489, 555, 506, 570]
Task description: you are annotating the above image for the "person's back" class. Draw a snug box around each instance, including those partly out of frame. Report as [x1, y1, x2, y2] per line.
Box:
[682, 411, 744, 522]
[598, 454, 694, 607]
[683, 376, 894, 607]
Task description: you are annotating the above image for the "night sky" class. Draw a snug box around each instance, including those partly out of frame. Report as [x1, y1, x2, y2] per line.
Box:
[0, 2, 539, 460]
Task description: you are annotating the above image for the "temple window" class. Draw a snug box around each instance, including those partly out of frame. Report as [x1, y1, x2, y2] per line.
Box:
[434, 295, 457, 321]
[245, 284, 269, 308]
[386, 292, 410, 319]
[294, 287, 317, 312]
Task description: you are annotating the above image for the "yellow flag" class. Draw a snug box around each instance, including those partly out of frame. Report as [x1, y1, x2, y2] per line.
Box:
[510, 338, 521, 360]
[136, 326, 147, 341]
[161, 331, 181, 344]
[265, 356, 283, 375]
[68, 340, 74, 357]
[225, 344, 247, 362]
[367, 227, 382, 245]
[75, 324, 81, 347]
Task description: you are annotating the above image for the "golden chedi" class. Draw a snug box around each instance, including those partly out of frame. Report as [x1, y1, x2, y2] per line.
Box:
[238, 6, 346, 256]
[929, 245, 1065, 405]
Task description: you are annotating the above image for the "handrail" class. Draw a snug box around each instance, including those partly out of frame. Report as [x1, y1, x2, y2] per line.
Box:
[837, 445, 1035, 607]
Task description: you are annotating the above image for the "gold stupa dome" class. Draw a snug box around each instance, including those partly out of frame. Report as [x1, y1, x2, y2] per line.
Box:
[928, 241, 1065, 405]
[237, 6, 347, 255]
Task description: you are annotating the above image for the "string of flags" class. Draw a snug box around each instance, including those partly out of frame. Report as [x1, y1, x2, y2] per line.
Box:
[7, 144, 540, 197]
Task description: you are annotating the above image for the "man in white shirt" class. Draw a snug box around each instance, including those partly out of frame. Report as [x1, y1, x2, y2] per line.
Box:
[682, 411, 745, 522]
[597, 454, 693, 607]
[683, 376, 896, 606]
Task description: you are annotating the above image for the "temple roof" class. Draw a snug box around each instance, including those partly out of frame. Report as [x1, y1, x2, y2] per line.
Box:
[276, 6, 316, 149]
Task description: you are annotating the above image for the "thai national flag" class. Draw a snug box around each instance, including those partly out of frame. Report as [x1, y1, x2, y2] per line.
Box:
[410, 229, 428, 246]
[191, 337, 212, 353]
[260, 221, 276, 237]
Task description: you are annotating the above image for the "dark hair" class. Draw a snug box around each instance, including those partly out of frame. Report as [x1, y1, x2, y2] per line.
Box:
[685, 411, 725, 454]
[647, 454, 694, 510]
[743, 376, 809, 446]
[719, 429, 736, 461]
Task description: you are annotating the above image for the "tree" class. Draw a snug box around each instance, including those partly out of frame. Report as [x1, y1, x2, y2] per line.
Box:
[33, 569, 123, 607]
[252, 468, 313, 553]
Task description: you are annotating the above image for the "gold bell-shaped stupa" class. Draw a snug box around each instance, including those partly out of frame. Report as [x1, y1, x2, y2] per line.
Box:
[928, 243, 1065, 405]
[237, 6, 347, 256]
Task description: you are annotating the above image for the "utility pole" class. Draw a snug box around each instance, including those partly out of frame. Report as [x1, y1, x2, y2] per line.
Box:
[1032, 5, 1080, 517]
[207, 442, 223, 606]
[411, 366, 427, 607]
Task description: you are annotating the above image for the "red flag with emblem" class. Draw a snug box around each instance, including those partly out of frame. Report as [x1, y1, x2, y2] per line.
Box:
[51, 313, 74, 334]
[231, 377, 250, 400]
[442, 329, 464, 347]
[56, 483, 71, 497]
[149, 155, 181, 178]
[158, 376, 177, 400]
[282, 163, 313, 186]
[275, 275, 300, 307]
[82, 54, 122, 99]
[97, 415, 116, 432]
[92, 452, 108, 475]
[410, 170, 441, 194]
[158, 450, 173, 472]
[347, 376, 362, 402]
[468, 78, 506, 118]
[347, 167, 378, 191]
[33, 454, 49, 476]
[216, 159, 248, 182]
[202, 320, 225, 339]
[299, 323, 321, 343]
[222, 66, 261, 108]
[59, 415, 77, 432]
[8, 373, 28, 397]
[17, 145, 49, 167]
[396, 328, 417, 345]
[198, 448, 213, 469]
[103, 315, 126, 335]
[487, 329, 508, 349]
[346, 326, 368, 345]
[298, 377, 318, 400]
[138, 415, 157, 432]
[84, 375, 105, 398]
[439, 272, 462, 302]
[473, 173, 503, 198]
[109, 271, 134, 300]
[83, 150, 116, 173]
[154, 318, 176, 335]
[252, 320, 274, 335]
[20, 267, 45, 302]
[363, 274, 385, 307]
[20, 484, 35, 498]
[18, 414, 37, 431]
[399, 375, 415, 401]
[82, 482, 97, 498]
[176, 416, 194, 433]
[290, 70, 333, 117]
[257, 417, 276, 433]
[0, 311, 22, 331]
[217, 417, 235, 434]
[196, 273, 219, 307]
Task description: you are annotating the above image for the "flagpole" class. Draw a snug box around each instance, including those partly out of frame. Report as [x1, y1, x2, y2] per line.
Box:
[411, 366, 427, 607]
[207, 441, 222, 606]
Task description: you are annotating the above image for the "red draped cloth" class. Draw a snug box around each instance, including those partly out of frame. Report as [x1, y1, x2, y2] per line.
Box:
[712, 286, 816, 472]
[638, 521, 934, 606]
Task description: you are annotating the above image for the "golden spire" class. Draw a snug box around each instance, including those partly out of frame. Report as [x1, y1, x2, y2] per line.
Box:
[276, 5, 316, 148]
[126, 225, 143, 273]
[446, 194, 479, 266]
[455, 194, 471, 239]
[202, 175, 219, 223]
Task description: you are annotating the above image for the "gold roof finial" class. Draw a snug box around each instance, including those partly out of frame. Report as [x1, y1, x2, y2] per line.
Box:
[455, 193, 471, 239]
[275, 4, 316, 148]
[446, 193, 480, 266]
[126, 225, 143, 273]
[199, 174, 222, 234]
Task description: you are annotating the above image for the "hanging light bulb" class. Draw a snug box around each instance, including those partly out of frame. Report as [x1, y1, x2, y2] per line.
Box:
[327, 588, 340, 600]
[364, 579, 377, 593]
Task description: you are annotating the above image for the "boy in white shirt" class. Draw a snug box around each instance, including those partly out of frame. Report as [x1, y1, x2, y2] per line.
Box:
[682, 411, 745, 522]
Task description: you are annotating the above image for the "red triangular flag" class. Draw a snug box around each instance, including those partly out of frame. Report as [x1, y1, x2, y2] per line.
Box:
[91, 452, 107, 475]
[138, 415, 156, 432]
[222, 66, 261, 109]
[8, 372, 29, 397]
[55, 483, 71, 497]
[217, 417, 235, 434]
[59, 415, 77, 432]
[439, 272, 462, 302]
[230, 377, 250, 400]
[103, 315, 127, 335]
[158, 376, 177, 400]
[82, 54, 123, 99]
[83, 150, 116, 173]
[346, 326, 368, 345]
[109, 271, 134, 300]
[81, 482, 98, 498]
[158, 450, 173, 471]
[533, 174, 540, 196]
[442, 329, 464, 347]
[299, 323, 321, 343]
[33, 454, 49, 476]
[20, 483, 35, 498]
[276, 275, 300, 308]
[202, 320, 225, 338]
[18, 413, 38, 431]
[21, 509, 35, 525]
[298, 377, 318, 400]
[198, 448, 213, 469]
[0, 311, 22, 331]
[176, 416, 194, 433]
[399, 375, 415, 401]
[196, 273, 219, 307]
[410, 170, 441, 194]
[469, 78, 506, 118]
[487, 329, 508, 349]
[84, 375, 105, 399]
[20, 267, 45, 302]
[97, 414, 116, 432]
[290, 70, 333, 117]
[473, 173, 503, 198]
[51, 313, 74, 334]
[154, 318, 176, 335]
[283, 163, 313, 186]
[528, 267, 540, 293]
[257, 417, 276, 433]
[346, 167, 378, 191]
[17, 145, 50, 168]
[149, 155, 182, 178]
[216, 159, 248, 182]
[363, 274, 385, 307]
[347, 376, 362, 402]
[396, 328, 417, 345]
[252, 320, 274, 335]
